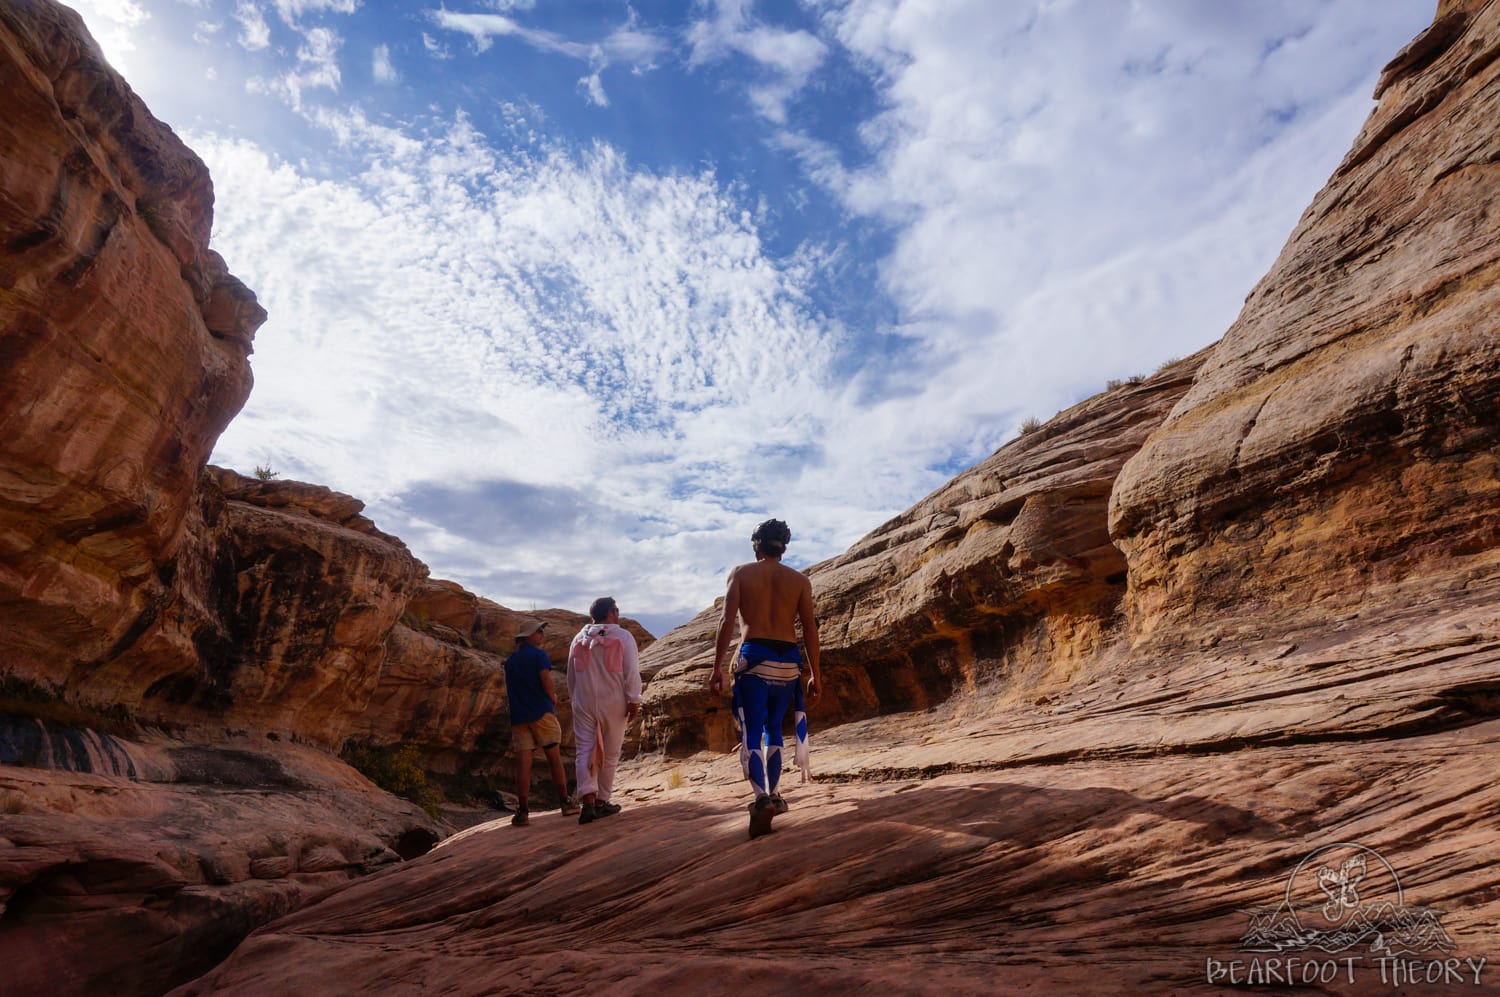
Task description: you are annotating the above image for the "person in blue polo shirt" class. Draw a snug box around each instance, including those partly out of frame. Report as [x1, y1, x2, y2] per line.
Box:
[504, 618, 580, 826]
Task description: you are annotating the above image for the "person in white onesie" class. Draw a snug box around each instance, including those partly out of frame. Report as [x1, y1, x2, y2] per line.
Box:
[567, 596, 642, 824]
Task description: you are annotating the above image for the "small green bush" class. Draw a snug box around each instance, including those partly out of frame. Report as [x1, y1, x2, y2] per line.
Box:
[399, 608, 432, 632]
[253, 464, 280, 481]
[340, 741, 443, 818]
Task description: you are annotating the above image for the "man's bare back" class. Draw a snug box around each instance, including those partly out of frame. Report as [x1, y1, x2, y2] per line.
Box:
[728, 558, 811, 643]
[709, 540, 820, 701]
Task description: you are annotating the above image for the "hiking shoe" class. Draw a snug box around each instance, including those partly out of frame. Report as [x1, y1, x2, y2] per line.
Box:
[770, 794, 789, 815]
[559, 798, 581, 816]
[748, 795, 776, 840]
[510, 808, 529, 827]
[594, 801, 622, 818]
[579, 803, 598, 825]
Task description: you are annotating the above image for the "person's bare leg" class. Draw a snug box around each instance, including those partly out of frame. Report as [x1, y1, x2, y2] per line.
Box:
[512, 747, 534, 825]
[515, 749, 533, 809]
[544, 745, 569, 801]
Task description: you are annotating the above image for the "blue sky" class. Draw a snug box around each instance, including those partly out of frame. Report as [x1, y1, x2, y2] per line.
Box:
[69, 0, 1433, 638]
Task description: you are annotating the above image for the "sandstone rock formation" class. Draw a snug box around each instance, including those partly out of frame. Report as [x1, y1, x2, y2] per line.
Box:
[1108, 1, 1500, 650]
[0, 0, 264, 692]
[183, 2, 1500, 993]
[0, 733, 444, 996]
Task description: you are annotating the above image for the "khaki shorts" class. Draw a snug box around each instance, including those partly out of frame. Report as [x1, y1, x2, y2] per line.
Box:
[512, 712, 562, 753]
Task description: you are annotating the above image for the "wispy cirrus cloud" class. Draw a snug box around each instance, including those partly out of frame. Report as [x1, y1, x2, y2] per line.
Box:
[428, 7, 669, 106]
[685, 0, 827, 124]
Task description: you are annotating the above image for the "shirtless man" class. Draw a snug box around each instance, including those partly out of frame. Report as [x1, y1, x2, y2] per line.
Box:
[708, 518, 821, 838]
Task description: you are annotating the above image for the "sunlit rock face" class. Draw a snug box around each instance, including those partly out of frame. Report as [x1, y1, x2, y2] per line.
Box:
[1108, 0, 1500, 647]
[110, 468, 427, 744]
[0, 0, 264, 689]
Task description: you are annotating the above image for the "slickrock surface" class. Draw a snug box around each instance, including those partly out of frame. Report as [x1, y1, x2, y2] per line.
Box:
[178, 602, 1500, 995]
[0, 734, 443, 997]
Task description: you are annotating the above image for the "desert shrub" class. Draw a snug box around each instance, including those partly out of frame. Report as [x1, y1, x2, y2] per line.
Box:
[399, 608, 431, 632]
[0, 792, 25, 815]
[340, 741, 443, 818]
[1019, 417, 1043, 434]
[1155, 355, 1183, 372]
[253, 464, 280, 481]
[667, 769, 684, 790]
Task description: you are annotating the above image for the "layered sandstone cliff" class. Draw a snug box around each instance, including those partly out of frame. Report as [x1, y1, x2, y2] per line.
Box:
[0, 0, 264, 692]
[1109, 4, 1500, 648]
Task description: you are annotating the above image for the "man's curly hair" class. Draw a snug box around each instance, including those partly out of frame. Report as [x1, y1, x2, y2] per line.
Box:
[751, 518, 792, 557]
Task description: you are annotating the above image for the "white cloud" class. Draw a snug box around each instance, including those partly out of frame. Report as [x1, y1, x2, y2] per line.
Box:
[247, 24, 342, 109]
[431, 11, 573, 57]
[780, 0, 1433, 456]
[372, 43, 397, 83]
[200, 112, 839, 623]
[167, 1, 1432, 636]
[272, 0, 359, 26]
[578, 72, 608, 107]
[428, 7, 668, 101]
[686, 0, 827, 123]
[234, 1, 270, 50]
